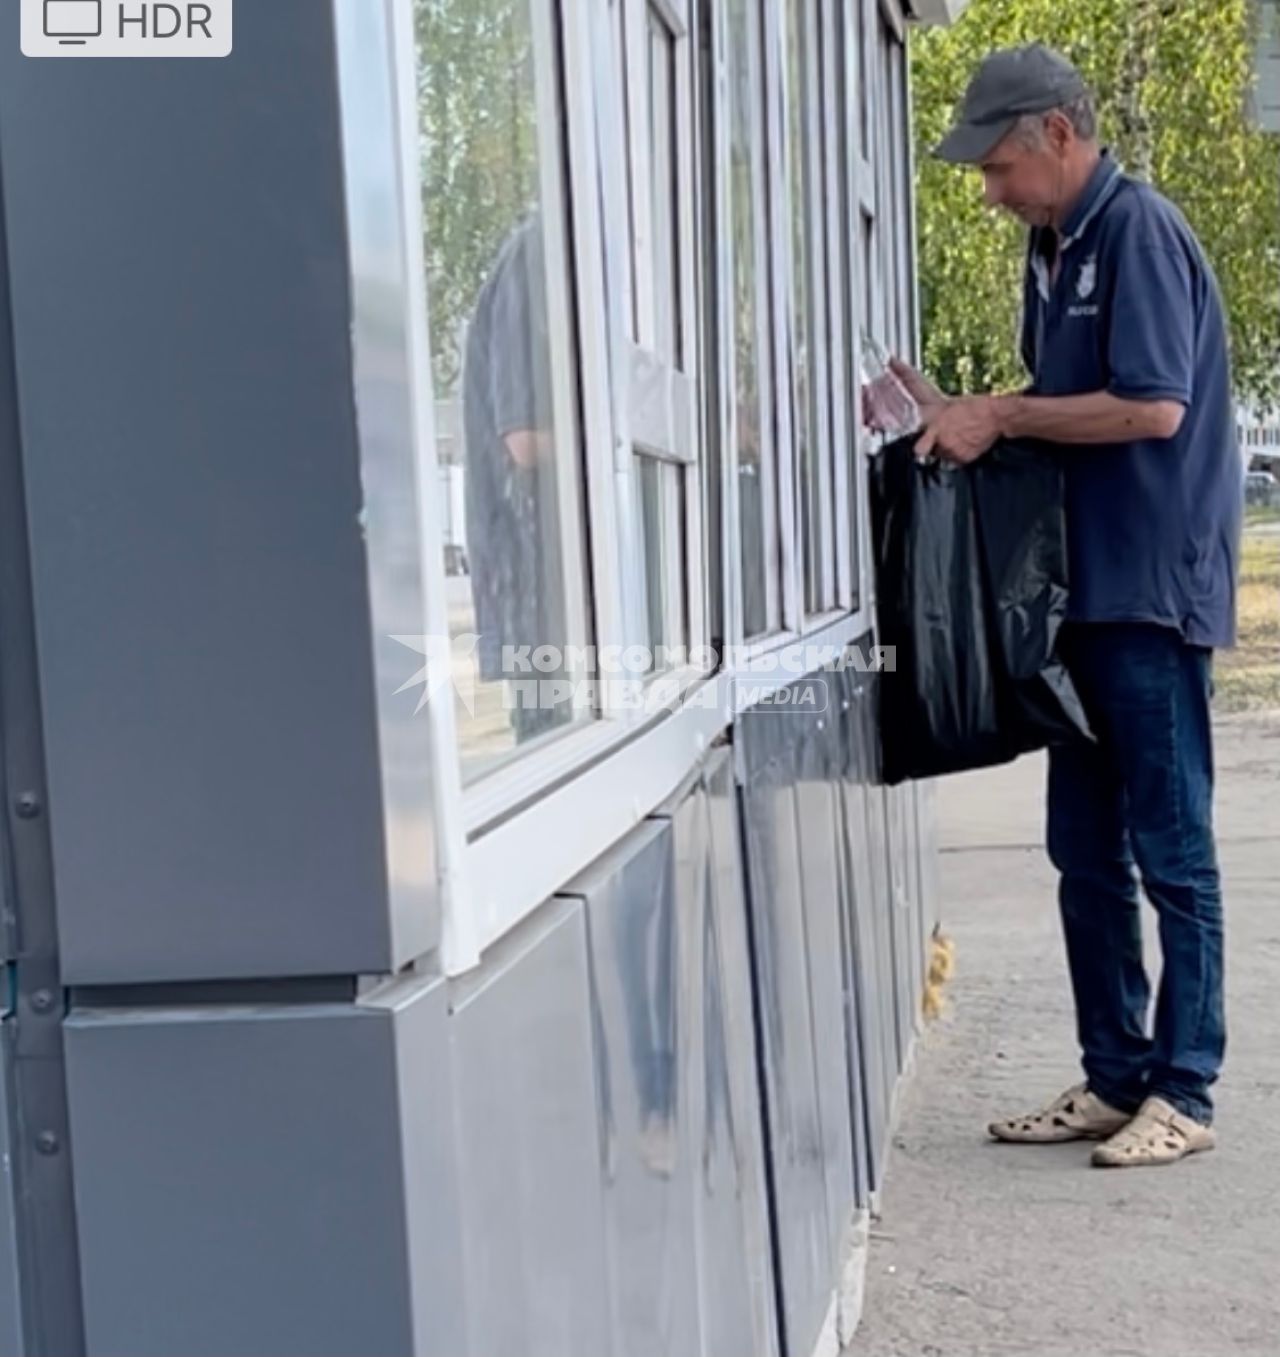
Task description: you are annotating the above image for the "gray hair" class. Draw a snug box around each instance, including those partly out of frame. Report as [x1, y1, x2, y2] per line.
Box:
[1013, 94, 1098, 147]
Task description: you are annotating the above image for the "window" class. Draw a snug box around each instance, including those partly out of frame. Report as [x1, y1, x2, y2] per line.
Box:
[832, 0, 862, 611]
[414, 0, 593, 782]
[726, 0, 782, 639]
[784, 0, 838, 617]
[616, 0, 706, 675]
[390, 0, 922, 968]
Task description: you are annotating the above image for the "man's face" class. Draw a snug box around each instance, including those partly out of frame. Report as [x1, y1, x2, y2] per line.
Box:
[978, 131, 1064, 228]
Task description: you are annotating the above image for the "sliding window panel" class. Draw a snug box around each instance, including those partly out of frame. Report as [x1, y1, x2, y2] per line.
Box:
[820, 0, 855, 613]
[615, 0, 707, 677]
[783, 0, 838, 619]
[414, 0, 595, 781]
[725, 0, 784, 641]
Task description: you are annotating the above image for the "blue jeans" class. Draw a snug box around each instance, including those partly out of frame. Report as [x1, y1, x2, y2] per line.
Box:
[1046, 623, 1225, 1124]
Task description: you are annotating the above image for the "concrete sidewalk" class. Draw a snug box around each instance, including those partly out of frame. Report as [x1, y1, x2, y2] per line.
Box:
[853, 714, 1280, 1357]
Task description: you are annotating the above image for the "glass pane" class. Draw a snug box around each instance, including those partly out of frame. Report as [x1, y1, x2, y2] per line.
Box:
[786, 0, 813, 610]
[860, 212, 874, 335]
[859, 0, 874, 165]
[636, 455, 688, 672]
[612, 0, 639, 342]
[727, 0, 773, 638]
[787, 0, 832, 615]
[647, 6, 681, 365]
[880, 33, 900, 353]
[836, 7, 860, 609]
[416, 0, 592, 781]
[817, 6, 838, 615]
[891, 50, 914, 353]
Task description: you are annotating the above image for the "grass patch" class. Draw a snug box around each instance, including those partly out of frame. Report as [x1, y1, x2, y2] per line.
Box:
[1217, 528, 1280, 713]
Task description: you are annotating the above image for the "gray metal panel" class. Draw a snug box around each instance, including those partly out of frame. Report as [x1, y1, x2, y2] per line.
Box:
[0, 0, 433, 982]
[830, 667, 871, 1208]
[449, 899, 610, 1357]
[702, 750, 781, 1357]
[792, 710, 855, 1262]
[369, 976, 470, 1357]
[0, 1027, 24, 1356]
[863, 670, 901, 1080]
[331, 0, 442, 971]
[886, 785, 922, 1057]
[737, 693, 834, 1357]
[845, 669, 896, 1186]
[65, 996, 445, 1357]
[916, 779, 942, 935]
[905, 783, 928, 1008]
[565, 820, 703, 1357]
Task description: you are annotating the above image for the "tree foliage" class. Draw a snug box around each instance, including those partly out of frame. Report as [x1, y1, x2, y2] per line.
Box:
[415, 0, 537, 392]
[910, 0, 1280, 407]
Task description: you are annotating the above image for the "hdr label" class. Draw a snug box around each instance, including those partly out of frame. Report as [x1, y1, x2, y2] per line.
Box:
[22, 0, 233, 57]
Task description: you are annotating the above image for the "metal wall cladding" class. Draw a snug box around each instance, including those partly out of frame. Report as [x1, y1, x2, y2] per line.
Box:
[0, 0, 437, 985]
[564, 819, 701, 1357]
[735, 676, 851, 1357]
[0, 1028, 24, 1356]
[701, 750, 782, 1357]
[448, 900, 611, 1357]
[885, 782, 924, 1065]
[916, 778, 942, 937]
[861, 671, 913, 1079]
[789, 699, 857, 1265]
[64, 980, 466, 1357]
[834, 664, 897, 1196]
[448, 759, 778, 1357]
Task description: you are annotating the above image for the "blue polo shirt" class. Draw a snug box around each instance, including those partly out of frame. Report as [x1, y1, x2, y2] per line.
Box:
[1020, 151, 1242, 649]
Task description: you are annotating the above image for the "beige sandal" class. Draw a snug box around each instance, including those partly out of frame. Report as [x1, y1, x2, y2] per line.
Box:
[1091, 1096, 1216, 1168]
[989, 1082, 1132, 1143]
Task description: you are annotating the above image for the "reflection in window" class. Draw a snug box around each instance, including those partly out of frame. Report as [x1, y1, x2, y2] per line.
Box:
[834, 8, 861, 607]
[415, 0, 591, 781]
[727, 0, 773, 639]
[647, 6, 682, 366]
[787, 0, 834, 616]
[786, 0, 814, 612]
[636, 455, 689, 672]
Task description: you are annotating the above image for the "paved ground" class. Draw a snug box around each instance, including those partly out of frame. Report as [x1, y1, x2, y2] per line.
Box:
[853, 713, 1280, 1357]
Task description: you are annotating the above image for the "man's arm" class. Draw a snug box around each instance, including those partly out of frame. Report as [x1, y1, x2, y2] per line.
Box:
[913, 388, 1185, 463]
[994, 389, 1185, 444]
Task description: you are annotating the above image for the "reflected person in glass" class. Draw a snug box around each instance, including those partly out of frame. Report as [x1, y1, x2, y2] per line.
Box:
[461, 211, 563, 745]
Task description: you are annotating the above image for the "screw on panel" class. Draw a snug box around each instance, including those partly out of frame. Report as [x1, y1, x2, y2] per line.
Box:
[35, 1131, 59, 1156]
[15, 792, 41, 819]
[30, 989, 55, 1015]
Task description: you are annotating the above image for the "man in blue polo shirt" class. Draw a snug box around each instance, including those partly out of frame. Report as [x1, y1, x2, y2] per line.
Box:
[894, 44, 1242, 1168]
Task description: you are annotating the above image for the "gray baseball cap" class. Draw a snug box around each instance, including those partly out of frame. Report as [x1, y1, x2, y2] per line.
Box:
[934, 43, 1088, 164]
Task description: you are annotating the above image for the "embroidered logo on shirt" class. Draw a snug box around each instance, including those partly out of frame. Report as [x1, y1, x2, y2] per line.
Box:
[1076, 255, 1097, 300]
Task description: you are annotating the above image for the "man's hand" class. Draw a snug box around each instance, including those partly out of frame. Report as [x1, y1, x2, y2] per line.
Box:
[914, 395, 1004, 465]
[503, 429, 553, 470]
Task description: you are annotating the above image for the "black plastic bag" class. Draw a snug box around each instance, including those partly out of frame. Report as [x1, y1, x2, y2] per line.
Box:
[870, 433, 1091, 785]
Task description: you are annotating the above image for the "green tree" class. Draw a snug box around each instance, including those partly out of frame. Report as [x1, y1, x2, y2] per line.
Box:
[415, 0, 538, 393]
[910, 0, 1280, 408]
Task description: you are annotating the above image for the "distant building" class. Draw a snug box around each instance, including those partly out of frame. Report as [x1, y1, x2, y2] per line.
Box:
[1254, 0, 1280, 133]
[1238, 396, 1280, 470]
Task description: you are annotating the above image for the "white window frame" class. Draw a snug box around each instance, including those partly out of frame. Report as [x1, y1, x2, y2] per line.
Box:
[373, 0, 909, 974]
[384, 0, 721, 971]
